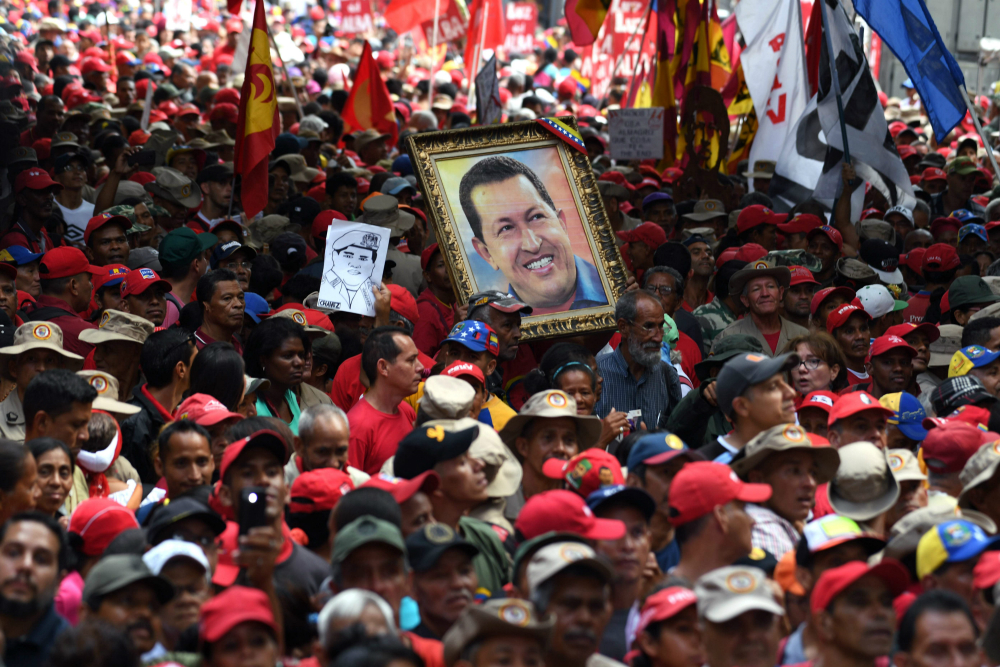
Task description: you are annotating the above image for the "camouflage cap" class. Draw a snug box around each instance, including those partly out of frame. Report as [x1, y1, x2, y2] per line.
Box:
[146, 203, 170, 218]
[104, 205, 136, 224]
[79, 310, 155, 346]
[836, 257, 878, 281]
[694, 334, 769, 382]
[765, 249, 823, 274]
[248, 215, 301, 250]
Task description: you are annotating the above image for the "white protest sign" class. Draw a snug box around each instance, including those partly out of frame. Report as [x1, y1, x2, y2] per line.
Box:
[608, 107, 664, 161]
[317, 221, 391, 317]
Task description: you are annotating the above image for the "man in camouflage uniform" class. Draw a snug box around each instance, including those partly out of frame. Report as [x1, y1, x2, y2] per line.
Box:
[694, 259, 744, 349]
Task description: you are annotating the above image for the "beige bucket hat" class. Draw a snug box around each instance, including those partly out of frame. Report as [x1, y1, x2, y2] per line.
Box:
[731, 423, 840, 484]
[77, 370, 140, 415]
[0, 322, 82, 360]
[498, 390, 602, 449]
[79, 310, 154, 346]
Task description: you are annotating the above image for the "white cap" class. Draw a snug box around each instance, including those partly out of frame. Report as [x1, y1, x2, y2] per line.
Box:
[855, 284, 897, 319]
[142, 539, 210, 575]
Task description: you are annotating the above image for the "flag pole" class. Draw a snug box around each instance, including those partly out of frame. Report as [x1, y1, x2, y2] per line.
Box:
[266, 21, 305, 120]
[963, 91, 1000, 182]
[428, 0, 441, 103]
[475, 0, 490, 77]
[820, 0, 851, 164]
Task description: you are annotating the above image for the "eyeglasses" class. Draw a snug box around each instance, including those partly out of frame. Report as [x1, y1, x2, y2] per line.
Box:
[646, 285, 674, 297]
[223, 260, 253, 270]
[628, 319, 662, 334]
[796, 357, 827, 371]
[59, 163, 86, 173]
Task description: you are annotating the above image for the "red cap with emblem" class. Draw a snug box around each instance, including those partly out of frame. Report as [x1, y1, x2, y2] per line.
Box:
[175, 393, 243, 427]
[289, 468, 354, 513]
[826, 392, 893, 427]
[542, 448, 625, 498]
[825, 304, 871, 333]
[736, 205, 777, 234]
[442, 360, 485, 385]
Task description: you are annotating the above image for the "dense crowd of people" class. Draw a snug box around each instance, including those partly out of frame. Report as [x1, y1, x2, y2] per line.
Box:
[4, 4, 1000, 667]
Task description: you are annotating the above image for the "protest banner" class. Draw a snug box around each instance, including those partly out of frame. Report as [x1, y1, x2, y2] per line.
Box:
[503, 3, 538, 55]
[578, 0, 657, 101]
[338, 0, 373, 35]
[608, 107, 664, 160]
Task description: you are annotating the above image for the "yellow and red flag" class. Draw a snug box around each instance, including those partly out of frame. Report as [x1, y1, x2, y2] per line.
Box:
[565, 0, 611, 47]
[341, 42, 398, 149]
[234, 0, 278, 219]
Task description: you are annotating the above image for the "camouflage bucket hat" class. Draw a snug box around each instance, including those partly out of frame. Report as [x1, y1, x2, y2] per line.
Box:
[766, 249, 823, 274]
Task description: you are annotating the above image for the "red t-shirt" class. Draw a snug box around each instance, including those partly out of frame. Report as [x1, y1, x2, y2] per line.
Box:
[347, 397, 417, 474]
[762, 330, 781, 354]
[412, 290, 459, 358]
[901, 291, 930, 324]
[403, 632, 445, 667]
[331, 351, 433, 412]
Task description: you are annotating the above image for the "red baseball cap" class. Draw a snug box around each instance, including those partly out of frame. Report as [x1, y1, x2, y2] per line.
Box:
[637, 177, 660, 190]
[421, 242, 441, 271]
[778, 213, 824, 235]
[885, 322, 941, 344]
[810, 287, 855, 316]
[175, 393, 243, 427]
[93, 264, 130, 292]
[515, 489, 626, 541]
[80, 57, 112, 74]
[616, 222, 667, 250]
[899, 248, 926, 274]
[210, 103, 238, 123]
[924, 405, 993, 431]
[387, 283, 419, 322]
[218, 430, 288, 481]
[920, 421, 989, 473]
[14, 167, 61, 194]
[225, 17, 244, 32]
[177, 103, 201, 118]
[215, 88, 241, 106]
[922, 243, 960, 271]
[865, 335, 916, 363]
[826, 392, 893, 427]
[128, 129, 150, 146]
[789, 265, 818, 286]
[736, 205, 777, 234]
[807, 225, 845, 251]
[120, 267, 171, 298]
[311, 210, 347, 238]
[200, 585, 278, 644]
[362, 470, 440, 503]
[667, 461, 771, 527]
[442, 360, 485, 385]
[542, 448, 624, 498]
[860, 208, 884, 221]
[39, 247, 102, 280]
[974, 551, 1000, 591]
[922, 167, 947, 182]
[810, 560, 910, 613]
[897, 145, 918, 160]
[799, 390, 839, 415]
[68, 497, 140, 556]
[635, 587, 699, 637]
[825, 303, 871, 333]
[83, 212, 131, 245]
[289, 468, 354, 513]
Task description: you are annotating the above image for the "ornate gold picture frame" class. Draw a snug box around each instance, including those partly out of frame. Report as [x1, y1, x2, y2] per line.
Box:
[405, 118, 628, 341]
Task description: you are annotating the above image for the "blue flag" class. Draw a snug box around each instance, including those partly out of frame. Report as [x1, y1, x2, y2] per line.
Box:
[853, 0, 967, 141]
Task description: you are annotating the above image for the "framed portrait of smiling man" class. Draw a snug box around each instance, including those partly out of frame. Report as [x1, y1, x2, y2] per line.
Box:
[406, 119, 628, 340]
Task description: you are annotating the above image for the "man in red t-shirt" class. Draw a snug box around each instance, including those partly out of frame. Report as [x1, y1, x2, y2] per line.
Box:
[347, 327, 424, 474]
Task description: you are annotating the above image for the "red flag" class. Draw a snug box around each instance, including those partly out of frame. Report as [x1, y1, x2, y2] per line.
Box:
[227, 0, 241, 15]
[341, 42, 398, 148]
[464, 0, 505, 77]
[234, 0, 279, 219]
[804, 0, 822, 96]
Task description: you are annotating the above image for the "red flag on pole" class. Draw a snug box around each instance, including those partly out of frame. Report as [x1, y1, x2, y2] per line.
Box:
[341, 42, 398, 148]
[464, 0, 505, 76]
[234, 0, 279, 219]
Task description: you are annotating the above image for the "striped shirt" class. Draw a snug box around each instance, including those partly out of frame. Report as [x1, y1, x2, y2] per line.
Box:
[594, 347, 682, 430]
[746, 503, 799, 557]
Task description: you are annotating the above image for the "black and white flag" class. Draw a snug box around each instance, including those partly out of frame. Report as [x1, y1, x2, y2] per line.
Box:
[770, 0, 915, 214]
[475, 55, 503, 126]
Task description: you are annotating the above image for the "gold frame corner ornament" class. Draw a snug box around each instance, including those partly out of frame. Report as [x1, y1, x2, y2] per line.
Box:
[404, 117, 628, 341]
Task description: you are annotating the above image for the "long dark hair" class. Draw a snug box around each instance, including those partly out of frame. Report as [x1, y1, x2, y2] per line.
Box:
[243, 318, 311, 379]
[523, 342, 596, 397]
[187, 342, 246, 410]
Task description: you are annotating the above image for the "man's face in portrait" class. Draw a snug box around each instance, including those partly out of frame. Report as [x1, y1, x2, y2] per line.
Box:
[332, 244, 375, 288]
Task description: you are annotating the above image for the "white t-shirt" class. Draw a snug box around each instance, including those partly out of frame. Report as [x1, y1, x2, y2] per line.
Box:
[56, 199, 94, 246]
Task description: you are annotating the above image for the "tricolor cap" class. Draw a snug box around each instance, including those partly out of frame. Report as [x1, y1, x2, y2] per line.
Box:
[443, 320, 500, 356]
[827, 391, 893, 427]
[810, 560, 910, 612]
[667, 462, 771, 526]
[949, 345, 1000, 378]
[542, 448, 624, 499]
[879, 392, 928, 441]
[92, 264, 130, 292]
[916, 520, 1000, 579]
[634, 587, 698, 638]
[465, 290, 532, 317]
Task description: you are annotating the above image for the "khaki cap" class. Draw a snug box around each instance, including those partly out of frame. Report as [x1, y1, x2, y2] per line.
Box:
[888, 448, 928, 483]
[247, 215, 301, 250]
[683, 199, 727, 222]
[694, 566, 784, 623]
[742, 160, 776, 179]
[498, 390, 602, 449]
[856, 219, 895, 244]
[435, 416, 522, 497]
[205, 130, 236, 147]
[443, 599, 553, 667]
[431, 94, 455, 110]
[363, 194, 415, 237]
[419, 376, 475, 420]
[277, 97, 298, 111]
[79, 310, 154, 346]
[0, 322, 82, 360]
[144, 167, 201, 209]
[525, 541, 612, 592]
[971, 300, 1000, 324]
[272, 309, 328, 335]
[597, 180, 630, 200]
[929, 324, 965, 367]
[77, 370, 141, 415]
[827, 442, 900, 521]
[958, 440, 1000, 508]
[51, 132, 80, 149]
[882, 502, 996, 560]
[274, 154, 312, 183]
[354, 128, 392, 152]
[731, 423, 840, 484]
[681, 227, 718, 244]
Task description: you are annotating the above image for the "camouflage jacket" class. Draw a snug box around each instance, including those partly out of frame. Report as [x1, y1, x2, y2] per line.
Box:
[693, 296, 736, 349]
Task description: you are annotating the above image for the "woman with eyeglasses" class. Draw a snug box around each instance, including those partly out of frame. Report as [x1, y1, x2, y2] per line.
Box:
[523, 342, 628, 448]
[784, 332, 849, 396]
[243, 317, 311, 434]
